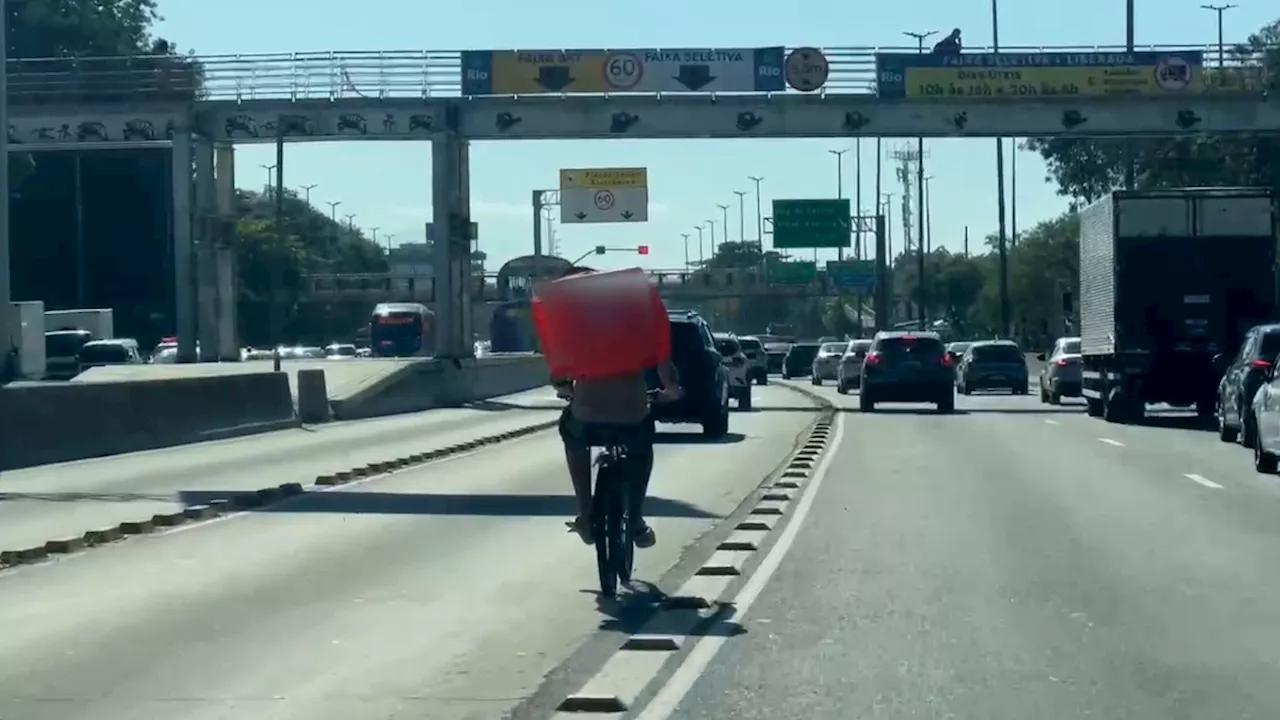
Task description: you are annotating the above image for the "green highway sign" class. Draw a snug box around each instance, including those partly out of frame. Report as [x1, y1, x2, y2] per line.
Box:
[772, 199, 851, 249]
[767, 260, 817, 285]
[827, 260, 876, 290]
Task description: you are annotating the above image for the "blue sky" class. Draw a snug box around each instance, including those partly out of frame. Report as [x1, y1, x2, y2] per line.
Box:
[155, 0, 1273, 272]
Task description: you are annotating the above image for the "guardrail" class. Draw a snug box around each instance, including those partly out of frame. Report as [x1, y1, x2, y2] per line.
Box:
[6, 44, 1273, 104]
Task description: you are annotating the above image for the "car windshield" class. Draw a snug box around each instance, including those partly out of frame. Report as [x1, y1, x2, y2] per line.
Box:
[972, 344, 1025, 362]
[820, 343, 846, 354]
[46, 332, 92, 357]
[78, 344, 130, 363]
[1060, 339, 1081, 354]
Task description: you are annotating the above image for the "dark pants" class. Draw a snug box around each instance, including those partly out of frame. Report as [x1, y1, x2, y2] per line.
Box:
[559, 409, 656, 523]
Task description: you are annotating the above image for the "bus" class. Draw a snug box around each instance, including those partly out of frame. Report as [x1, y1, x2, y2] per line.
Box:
[370, 303, 436, 357]
[490, 299, 537, 353]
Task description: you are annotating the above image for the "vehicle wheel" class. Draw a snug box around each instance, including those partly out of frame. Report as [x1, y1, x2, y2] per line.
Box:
[703, 405, 729, 438]
[1254, 422, 1278, 473]
[738, 392, 753, 411]
[811, 376, 821, 386]
[1218, 408, 1240, 443]
[757, 372, 768, 386]
[836, 381, 848, 395]
[960, 385, 972, 396]
[859, 392, 875, 412]
[1049, 391, 1062, 405]
[1242, 414, 1258, 449]
[1016, 383, 1029, 395]
[1196, 398, 1215, 419]
[936, 394, 955, 413]
[1040, 385, 1050, 403]
[1086, 398, 1104, 417]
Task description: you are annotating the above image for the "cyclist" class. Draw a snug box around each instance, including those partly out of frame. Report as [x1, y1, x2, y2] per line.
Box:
[548, 266, 681, 548]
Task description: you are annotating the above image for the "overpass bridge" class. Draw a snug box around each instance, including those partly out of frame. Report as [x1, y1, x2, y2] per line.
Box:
[5, 43, 1275, 360]
[298, 268, 846, 304]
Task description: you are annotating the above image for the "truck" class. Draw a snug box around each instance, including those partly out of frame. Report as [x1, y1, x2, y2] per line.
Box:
[42, 308, 115, 379]
[1078, 188, 1277, 423]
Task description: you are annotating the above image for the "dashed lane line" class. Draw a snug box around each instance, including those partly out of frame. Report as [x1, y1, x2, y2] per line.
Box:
[1185, 473, 1224, 489]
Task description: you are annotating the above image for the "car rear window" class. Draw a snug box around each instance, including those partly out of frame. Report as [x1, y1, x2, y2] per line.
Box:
[876, 336, 945, 360]
[1259, 332, 1280, 359]
[787, 344, 820, 362]
[971, 344, 1024, 362]
[1060, 339, 1081, 354]
[848, 340, 873, 353]
[739, 338, 763, 351]
[78, 344, 130, 363]
[47, 332, 92, 357]
[820, 343, 846, 353]
[715, 338, 741, 355]
[671, 321, 706, 358]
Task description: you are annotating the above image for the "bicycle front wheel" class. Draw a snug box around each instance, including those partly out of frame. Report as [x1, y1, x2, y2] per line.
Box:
[608, 476, 634, 585]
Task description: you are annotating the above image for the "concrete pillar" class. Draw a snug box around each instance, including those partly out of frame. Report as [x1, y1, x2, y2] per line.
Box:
[194, 137, 219, 362]
[216, 248, 238, 360]
[215, 144, 240, 360]
[171, 131, 197, 363]
[430, 119, 474, 359]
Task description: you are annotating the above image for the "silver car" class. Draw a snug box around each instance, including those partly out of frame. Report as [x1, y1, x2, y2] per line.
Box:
[1038, 336, 1083, 404]
[836, 339, 874, 394]
[737, 335, 769, 385]
[810, 342, 848, 385]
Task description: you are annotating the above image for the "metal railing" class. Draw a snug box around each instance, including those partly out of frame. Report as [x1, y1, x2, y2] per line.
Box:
[5, 44, 1273, 104]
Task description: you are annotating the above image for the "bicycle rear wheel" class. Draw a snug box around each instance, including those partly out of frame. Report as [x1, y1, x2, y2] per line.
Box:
[592, 462, 617, 597]
[608, 475, 634, 585]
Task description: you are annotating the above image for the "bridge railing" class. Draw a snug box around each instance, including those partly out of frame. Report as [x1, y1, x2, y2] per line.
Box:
[6, 44, 1274, 104]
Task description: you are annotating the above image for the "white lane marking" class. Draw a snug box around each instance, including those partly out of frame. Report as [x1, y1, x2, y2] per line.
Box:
[1098, 438, 1125, 447]
[636, 411, 846, 720]
[1044, 419, 1060, 425]
[1185, 473, 1223, 489]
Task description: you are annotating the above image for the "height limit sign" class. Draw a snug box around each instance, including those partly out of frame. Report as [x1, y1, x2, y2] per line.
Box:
[559, 167, 649, 223]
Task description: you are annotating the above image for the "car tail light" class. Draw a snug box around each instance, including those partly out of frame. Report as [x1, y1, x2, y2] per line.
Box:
[940, 353, 953, 367]
[864, 351, 883, 367]
[1055, 357, 1069, 367]
[1250, 359, 1272, 370]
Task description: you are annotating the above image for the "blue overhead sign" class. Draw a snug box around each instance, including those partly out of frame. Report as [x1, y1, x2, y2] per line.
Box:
[826, 260, 876, 290]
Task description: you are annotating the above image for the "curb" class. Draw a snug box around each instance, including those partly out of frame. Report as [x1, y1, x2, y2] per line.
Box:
[0, 418, 561, 572]
[554, 382, 838, 716]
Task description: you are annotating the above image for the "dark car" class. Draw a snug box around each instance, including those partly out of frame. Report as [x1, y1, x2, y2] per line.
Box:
[859, 331, 955, 413]
[781, 343, 820, 379]
[1217, 322, 1280, 447]
[956, 340, 1029, 394]
[648, 310, 730, 437]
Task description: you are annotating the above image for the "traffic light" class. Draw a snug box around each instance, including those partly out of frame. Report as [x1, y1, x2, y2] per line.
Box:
[637, 245, 649, 255]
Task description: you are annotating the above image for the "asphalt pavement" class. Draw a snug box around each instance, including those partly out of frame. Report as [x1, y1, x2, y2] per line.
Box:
[0, 384, 819, 720]
[0, 387, 571, 552]
[644, 385, 1280, 720]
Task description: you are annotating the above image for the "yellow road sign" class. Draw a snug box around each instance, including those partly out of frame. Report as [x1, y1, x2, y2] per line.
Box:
[559, 167, 648, 189]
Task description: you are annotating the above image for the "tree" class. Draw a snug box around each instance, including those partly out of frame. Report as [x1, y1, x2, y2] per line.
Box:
[232, 189, 388, 343]
[1025, 18, 1280, 204]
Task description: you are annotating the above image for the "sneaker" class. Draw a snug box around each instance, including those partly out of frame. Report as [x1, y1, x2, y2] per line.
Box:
[566, 515, 593, 545]
[633, 520, 656, 549]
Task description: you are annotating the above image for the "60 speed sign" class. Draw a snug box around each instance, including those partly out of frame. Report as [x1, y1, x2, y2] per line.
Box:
[603, 52, 644, 90]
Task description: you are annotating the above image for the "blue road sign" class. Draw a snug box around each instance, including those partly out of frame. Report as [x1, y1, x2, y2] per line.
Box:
[826, 260, 875, 290]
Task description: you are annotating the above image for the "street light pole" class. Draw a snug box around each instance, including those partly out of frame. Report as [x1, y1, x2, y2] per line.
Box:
[695, 226, 705, 265]
[748, 176, 765, 246]
[717, 204, 730, 255]
[1201, 4, 1237, 70]
[707, 220, 717, 261]
[993, 0, 1012, 338]
[300, 183, 318, 205]
[681, 233, 691, 268]
[733, 191, 748, 244]
[828, 149, 848, 261]
[260, 164, 277, 195]
[344, 213, 357, 238]
[904, 30, 935, 327]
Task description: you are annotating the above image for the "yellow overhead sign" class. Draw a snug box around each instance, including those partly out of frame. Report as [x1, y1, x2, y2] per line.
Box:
[559, 167, 648, 189]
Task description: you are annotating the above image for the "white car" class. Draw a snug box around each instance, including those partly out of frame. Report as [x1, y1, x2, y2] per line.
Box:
[713, 333, 753, 411]
[736, 335, 769, 385]
[810, 342, 848, 385]
[836, 338, 874, 393]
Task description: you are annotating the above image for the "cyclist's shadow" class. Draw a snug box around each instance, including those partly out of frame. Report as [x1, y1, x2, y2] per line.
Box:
[583, 580, 669, 631]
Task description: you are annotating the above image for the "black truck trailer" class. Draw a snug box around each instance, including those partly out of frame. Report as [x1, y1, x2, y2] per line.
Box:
[1078, 187, 1277, 423]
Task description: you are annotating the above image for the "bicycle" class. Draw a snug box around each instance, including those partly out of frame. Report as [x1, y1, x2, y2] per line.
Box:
[588, 388, 667, 598]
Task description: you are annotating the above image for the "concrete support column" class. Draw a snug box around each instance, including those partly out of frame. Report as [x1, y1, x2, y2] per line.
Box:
[215, 143, 239, 359]
[430, 118, 474, 359]
[194, 136, 219, 361]
[216, 248, 238, 360]
[171, 130, 197, 363]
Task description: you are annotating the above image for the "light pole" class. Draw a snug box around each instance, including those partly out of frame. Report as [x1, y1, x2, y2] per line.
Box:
[370, 226, 381, 247]
[707, 219, 717, 255]
[923, 176, 934, 255]
[993, 0, 1011, 337]
[1010, 138, 1019, 248]
[717, 204, 730, 254]
[300, 183, 318, 204]
[681, 233, 691, 268]
[732, 191, 748, 244]
[344, 213, 357, 238]
[748, 176, 765, 246]
[694, 226, 705, 265]
[1201, 4, 1237, 70]
[260, 164, 277, 195]
[828, 149, 849, 261]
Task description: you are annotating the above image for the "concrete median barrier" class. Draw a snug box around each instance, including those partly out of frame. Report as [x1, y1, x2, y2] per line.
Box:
[331, 354, 550, 420]
[0, 372, 297, 470]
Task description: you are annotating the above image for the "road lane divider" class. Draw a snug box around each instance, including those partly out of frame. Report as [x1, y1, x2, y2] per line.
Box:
[553, 381, 837, 717]
[0, 417, 561, 572]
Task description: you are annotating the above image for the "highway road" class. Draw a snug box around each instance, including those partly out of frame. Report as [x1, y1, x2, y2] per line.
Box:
[636, 386, 1280, 720]
[0, 384, 821, 720]
[0, 387, 572, 552]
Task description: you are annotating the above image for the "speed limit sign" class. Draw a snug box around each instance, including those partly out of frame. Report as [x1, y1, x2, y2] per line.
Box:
[603, 52, 644, 90]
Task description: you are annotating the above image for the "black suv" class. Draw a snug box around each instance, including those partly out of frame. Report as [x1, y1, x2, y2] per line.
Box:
[860, 331, 955, 413]
[649, 310, 730, 437]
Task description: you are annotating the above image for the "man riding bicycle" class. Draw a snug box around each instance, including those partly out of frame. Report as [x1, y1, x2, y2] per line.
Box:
[549, 266, 681, 548]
